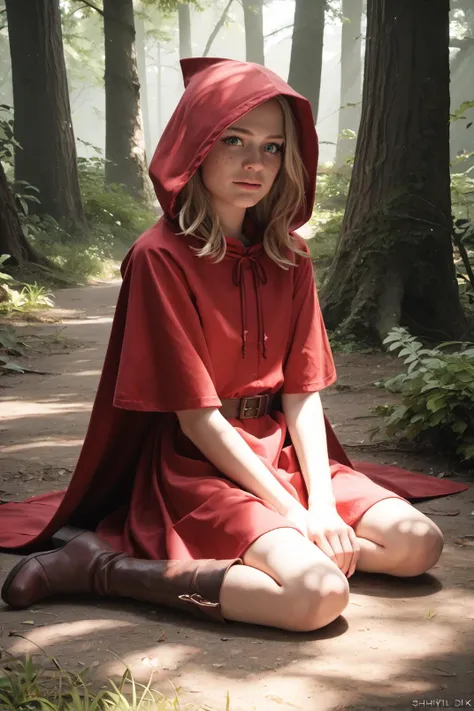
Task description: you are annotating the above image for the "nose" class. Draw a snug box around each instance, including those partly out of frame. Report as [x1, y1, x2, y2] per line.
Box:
[242, 146, 264, 172]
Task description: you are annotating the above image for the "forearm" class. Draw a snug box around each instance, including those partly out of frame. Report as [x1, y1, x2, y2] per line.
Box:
[176, 407, 297, 514]
[282, 391, 336, 508]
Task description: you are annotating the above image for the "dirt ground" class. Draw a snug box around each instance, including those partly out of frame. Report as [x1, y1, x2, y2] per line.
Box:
[0, 280, 473, 711]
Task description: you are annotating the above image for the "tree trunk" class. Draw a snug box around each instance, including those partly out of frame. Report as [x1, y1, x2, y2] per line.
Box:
[0, 161, 47, 267]
[5, 0, 86, 231]
[449, 6, 474, 174]
[242, 0, 265, 65]
[450, 42, 474, 171]
[335, 0, 363, 167]
[178, 2, 192, 58]
[156, 41, 163, 137]
[320, 0, 467, 343]
[103, 0, 149, 200]
[135, 9, 152, 160]
[287, 0, 326, 123]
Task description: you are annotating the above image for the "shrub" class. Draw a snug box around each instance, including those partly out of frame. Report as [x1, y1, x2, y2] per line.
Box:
[375, 327, 474, 462]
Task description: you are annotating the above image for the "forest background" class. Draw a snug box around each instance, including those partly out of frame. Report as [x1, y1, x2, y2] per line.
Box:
[1, 0, 474, 466]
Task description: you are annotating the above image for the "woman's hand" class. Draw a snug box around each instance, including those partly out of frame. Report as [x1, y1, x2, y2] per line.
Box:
[307, 504, 360, 578]
[280, 500, 310, 539]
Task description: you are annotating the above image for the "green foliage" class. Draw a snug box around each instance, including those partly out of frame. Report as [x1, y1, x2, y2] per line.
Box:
[0, 281, 55, 311]
[0, 253, 54, 311]
[15, 146, 156, 283]
[0, 326, 28, 375]
[140, 0, 203, 13]
[0, 105, 20, 168]
[77, 148, 156, 246]
[0, 253, 55, 373]
[327, 330, 377, 355]
[375, 327, 474, 463]
[451, 170, 474, 219]
[0, 653, 231, 710]
[315, 169, 351, 211]
[450, 99, 474, 122]
[305, 168, 350, 277]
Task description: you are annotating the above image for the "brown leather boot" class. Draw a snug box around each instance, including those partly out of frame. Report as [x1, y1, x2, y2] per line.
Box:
[1, 527, 241, 623]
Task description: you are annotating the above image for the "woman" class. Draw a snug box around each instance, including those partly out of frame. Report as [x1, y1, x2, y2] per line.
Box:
[1, 58, 457, 632]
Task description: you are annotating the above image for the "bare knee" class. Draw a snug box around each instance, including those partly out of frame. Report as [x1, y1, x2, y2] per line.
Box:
[282, 566, 350, 632]
[391, 521, 444, 577]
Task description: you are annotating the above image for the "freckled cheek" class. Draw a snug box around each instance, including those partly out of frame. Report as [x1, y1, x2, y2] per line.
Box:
[204, 154, 236, 183]
[265, 157, 282, 183]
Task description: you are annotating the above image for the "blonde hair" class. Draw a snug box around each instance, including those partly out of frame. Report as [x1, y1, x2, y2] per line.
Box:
[177, 96, 309, 269]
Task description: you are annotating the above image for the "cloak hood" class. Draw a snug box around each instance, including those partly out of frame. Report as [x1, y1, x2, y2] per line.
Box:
[149, 57, 318, 231]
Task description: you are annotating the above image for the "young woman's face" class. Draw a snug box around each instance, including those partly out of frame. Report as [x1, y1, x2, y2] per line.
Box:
[200, 99, 285, 213]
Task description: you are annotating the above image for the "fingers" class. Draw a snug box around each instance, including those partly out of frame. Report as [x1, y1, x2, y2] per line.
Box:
[311, 532, 335, 563]
[346, 528, 361, 578]
[311, 527, 360, 577]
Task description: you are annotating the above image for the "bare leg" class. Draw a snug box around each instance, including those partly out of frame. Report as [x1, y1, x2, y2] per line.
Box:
[219, 528, 349, 631]
[353, 498, 444, 576]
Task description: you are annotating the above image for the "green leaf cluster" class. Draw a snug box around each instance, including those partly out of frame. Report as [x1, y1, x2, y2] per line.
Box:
[377, 327, 474, 462]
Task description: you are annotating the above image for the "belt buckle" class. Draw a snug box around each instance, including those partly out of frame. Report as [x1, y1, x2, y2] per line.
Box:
[239, 394, 269, 419]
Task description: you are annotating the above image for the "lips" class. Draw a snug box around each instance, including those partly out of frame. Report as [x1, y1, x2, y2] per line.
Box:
[233, 181, 262, 188]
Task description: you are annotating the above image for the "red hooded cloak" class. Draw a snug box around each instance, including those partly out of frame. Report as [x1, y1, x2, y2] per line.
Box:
[0, 58, 467, 557]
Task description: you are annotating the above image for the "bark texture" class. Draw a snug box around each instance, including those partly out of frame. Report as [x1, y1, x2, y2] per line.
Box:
[0, 161, 47, 266]
[321, 0, 467, 343]
[5, 0, 86, 230]
[103, 0, 149, 200]
[287, 0, 326, 123]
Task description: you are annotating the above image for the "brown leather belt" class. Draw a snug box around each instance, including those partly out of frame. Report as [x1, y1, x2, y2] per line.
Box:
[220, 391, 282, 420]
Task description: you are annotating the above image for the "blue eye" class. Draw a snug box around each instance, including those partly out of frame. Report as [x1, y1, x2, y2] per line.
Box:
[264, 143, 283, 154]
[223, 136, 243, 146]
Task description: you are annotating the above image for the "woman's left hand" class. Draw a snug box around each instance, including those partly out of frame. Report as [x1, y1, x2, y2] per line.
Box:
[307, 505, 360, 578]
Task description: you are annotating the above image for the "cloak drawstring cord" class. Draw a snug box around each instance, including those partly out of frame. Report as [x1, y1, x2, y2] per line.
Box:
[231, 251, 268, 359]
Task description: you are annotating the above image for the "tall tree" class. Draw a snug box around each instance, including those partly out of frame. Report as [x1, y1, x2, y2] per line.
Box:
[103, 0, 149, 200]
[5, 0, 86, 230]
[0, 162, 47, 266]
[449, 4, 474, 170]
[178, 2, 192, 58]
[135, 7, 152, 159]
[287, 0, 326, 123]
[242, 0, 264, 64]
[335, 0, 363, 167]
[321, 0, 467, 342]
[202, 0, 234, 57]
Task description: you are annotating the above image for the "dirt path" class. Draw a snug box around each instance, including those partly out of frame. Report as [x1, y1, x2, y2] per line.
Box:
[0, 282, 473, 711]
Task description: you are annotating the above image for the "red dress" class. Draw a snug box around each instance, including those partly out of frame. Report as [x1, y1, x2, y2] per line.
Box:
[0, 57, 467, 557]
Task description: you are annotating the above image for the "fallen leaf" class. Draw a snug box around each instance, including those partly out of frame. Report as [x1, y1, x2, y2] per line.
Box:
[21, 621, 35, 625]
[424, 508, 460, 516]
[453, 536, 474, 547]
[434, 667, 457, 677]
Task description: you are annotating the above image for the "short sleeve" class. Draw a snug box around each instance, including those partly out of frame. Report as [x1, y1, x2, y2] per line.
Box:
[113, 245, 222, 412]
[282, 240, 337, 393]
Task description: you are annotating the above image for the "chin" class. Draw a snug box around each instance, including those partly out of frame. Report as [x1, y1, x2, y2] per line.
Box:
[232, 193, 267, 209]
